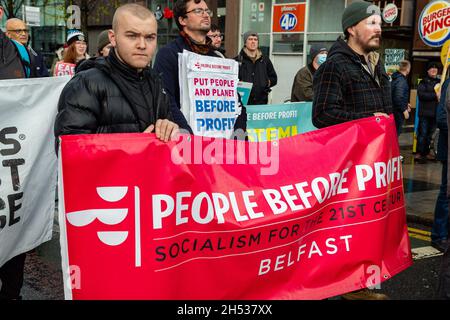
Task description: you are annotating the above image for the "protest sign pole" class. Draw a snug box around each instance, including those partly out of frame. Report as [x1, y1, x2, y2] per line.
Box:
[439, 40, 450, 93]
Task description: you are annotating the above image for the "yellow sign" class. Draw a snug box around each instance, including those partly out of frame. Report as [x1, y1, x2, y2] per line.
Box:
[441, 40, 450, 67]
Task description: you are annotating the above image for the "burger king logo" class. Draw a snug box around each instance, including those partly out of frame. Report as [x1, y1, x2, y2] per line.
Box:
[419, 0, 450, 47]
[383, 4, 398, 24]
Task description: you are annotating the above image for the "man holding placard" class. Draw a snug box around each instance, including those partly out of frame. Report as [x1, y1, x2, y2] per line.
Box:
[154, 0, 246, 137]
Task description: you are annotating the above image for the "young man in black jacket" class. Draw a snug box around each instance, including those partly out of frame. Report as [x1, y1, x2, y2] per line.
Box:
[55, 4, 178, 143]
[235, 31, 277, 105]
[416, 62, 441, 163]
[153, 0, 246, 135]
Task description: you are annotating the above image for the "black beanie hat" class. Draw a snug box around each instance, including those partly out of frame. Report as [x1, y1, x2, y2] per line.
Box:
[342, 1, 380, 33]
[97, 30, 110, 53]
[310, 45, 328, 61]
[427, 62, 439, 71]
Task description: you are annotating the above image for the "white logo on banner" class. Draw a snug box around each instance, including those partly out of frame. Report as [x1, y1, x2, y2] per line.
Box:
[65, 186, 142, 267]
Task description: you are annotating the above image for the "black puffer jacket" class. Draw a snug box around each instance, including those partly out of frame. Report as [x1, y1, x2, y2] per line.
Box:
[54, 48, 172, 144]
[235, 49, 277, 105]
[417, 76, 440, 118]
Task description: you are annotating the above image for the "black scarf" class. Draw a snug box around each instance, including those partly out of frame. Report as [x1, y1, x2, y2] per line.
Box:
[180, 31, 213, 55]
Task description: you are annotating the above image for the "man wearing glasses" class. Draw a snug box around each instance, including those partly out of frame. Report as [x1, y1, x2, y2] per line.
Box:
[0, 6, 29, 79]
[154, 0, 246, 134]
[5, 18, 48, 77]
[207, 24, 225, 58]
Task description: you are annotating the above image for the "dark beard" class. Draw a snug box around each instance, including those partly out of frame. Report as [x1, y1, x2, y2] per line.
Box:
[361, 36, 381, 53]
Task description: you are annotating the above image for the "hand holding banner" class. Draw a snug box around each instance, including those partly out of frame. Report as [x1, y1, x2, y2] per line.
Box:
[179, 50, 240, 138]
[59, 116, 412, 300]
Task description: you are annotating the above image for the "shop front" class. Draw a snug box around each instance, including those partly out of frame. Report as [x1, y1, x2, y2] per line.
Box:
[237, 0, 345, 103]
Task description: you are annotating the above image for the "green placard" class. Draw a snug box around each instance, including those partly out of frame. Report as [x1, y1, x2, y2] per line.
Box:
[246, 102, 317, 142]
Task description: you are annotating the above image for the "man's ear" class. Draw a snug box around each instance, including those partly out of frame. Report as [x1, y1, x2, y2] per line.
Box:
[347, 26, 356, 38]
[109, 29, 116, 47]
[178, 16, 187, 28]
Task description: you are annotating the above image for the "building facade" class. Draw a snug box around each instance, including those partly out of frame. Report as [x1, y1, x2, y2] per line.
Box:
[227, 0, 417, 103]
[1, 0, 447, 100]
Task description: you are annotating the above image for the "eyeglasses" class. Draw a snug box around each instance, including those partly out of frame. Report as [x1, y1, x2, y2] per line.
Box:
[7, 29, 29, 35]
[185, 8, 213, 17]
[209, 34, 223, 40]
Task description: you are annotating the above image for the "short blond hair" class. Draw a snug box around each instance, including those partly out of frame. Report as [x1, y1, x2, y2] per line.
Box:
[112, 4, 155, 32]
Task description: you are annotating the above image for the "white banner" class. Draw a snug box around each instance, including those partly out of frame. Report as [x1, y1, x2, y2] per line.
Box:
[0, 76, 69, 268]
[179, 50, 240, 138]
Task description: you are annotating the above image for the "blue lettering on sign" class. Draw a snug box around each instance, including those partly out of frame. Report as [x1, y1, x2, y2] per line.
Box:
[280, 13, 297, 31]
[196, 118, 236, 131]
[195, 100, 236, 113]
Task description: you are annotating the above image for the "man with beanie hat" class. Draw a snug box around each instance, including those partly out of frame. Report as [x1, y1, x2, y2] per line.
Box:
[96, 30, 112, 57]
[313, 1, 392, 128]
[312, 1, 392, 300]
[416, 62, 440, 163]
[235, 30, 277, 105]
[291, 44, 327, 102]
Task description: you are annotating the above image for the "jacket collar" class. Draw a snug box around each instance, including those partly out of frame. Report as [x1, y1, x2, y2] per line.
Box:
[107, 48, 149, 81]
[241, 47, 262, 62]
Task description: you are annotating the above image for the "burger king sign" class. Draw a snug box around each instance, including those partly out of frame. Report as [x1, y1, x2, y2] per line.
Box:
[419, 0, 450, 47]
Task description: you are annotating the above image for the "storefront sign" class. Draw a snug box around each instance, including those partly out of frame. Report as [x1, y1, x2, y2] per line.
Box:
[383, 3, 398, 24]
[418, 0, 450, 47]
[272, 3, 306, 33]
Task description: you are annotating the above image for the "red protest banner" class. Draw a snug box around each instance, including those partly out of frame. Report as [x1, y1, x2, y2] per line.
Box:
[53, 61, 75, 77]
[58, 116, 412, 300]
